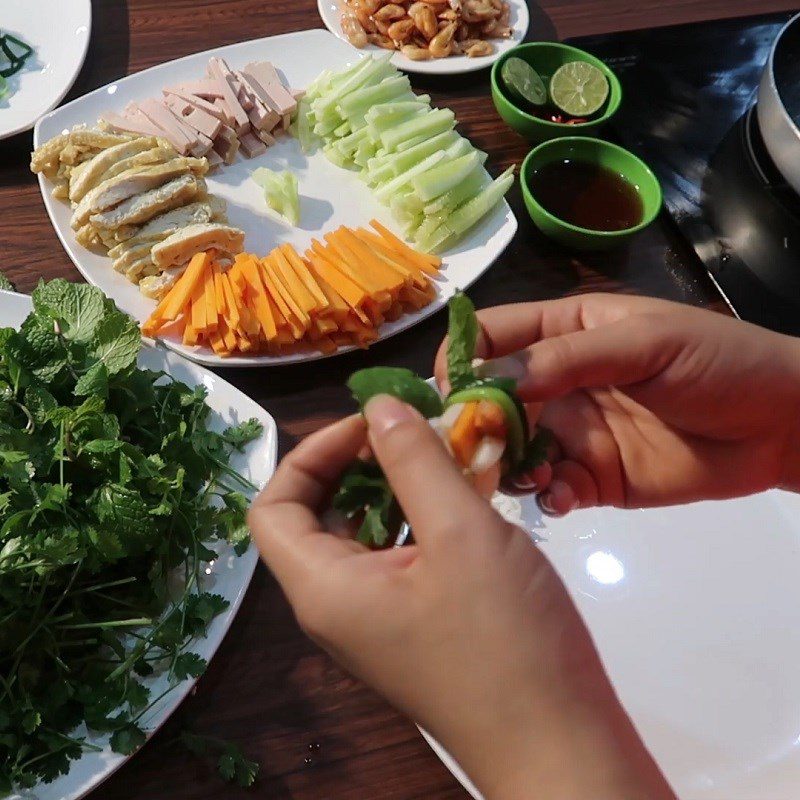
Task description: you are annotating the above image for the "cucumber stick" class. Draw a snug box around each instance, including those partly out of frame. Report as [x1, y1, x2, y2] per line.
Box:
[412, 151, 484, 202]
[297, 56, 515, 251]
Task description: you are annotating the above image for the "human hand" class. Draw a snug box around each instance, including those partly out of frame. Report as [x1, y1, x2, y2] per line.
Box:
[249, 396, 674, 800]
[435, 293, 800, 515]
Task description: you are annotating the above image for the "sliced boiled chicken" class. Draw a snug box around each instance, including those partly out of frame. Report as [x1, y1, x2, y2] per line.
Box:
[150, 222, 245, 268]
[70, 158, 206, 229]
[89, 174, 202, 230]
[67, 137, 161, 201]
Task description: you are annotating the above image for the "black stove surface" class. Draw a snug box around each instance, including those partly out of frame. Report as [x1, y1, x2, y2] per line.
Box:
[569, 11, 800, 335]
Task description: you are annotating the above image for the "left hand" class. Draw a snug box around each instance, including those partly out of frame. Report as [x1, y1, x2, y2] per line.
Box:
[248, 396, 674, 800]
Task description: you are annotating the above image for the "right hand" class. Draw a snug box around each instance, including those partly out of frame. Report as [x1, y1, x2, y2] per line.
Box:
[435, 293, 800, 514]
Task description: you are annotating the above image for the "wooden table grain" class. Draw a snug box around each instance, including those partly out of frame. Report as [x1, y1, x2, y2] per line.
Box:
[1, 1, 797, 797]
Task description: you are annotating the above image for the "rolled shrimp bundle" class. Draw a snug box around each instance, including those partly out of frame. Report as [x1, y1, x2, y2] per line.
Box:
[337, 292, 550, 546]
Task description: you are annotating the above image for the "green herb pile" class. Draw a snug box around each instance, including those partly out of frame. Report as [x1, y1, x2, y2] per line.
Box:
[334, 293, 550, 546]
[0, 280, 262, 794]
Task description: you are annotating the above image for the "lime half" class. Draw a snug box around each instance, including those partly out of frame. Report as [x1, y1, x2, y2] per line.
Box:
[549, 61, 610, 117]
[501, 57, 547, 106]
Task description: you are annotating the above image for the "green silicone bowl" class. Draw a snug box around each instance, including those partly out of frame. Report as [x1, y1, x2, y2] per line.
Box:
[521, 137, 663, 251]
[491, 42, 622, 142]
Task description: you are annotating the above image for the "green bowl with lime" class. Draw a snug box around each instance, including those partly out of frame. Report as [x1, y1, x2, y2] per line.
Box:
[492, 42, 622, 142]
[520, 136, 662, 251]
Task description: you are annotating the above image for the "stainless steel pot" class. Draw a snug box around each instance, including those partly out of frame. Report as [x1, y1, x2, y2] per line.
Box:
[757, 12, 800, 195]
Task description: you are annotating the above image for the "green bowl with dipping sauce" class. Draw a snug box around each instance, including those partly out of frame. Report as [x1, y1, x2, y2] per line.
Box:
[491, 42, 622, 142]
[521, 136, 662, 251]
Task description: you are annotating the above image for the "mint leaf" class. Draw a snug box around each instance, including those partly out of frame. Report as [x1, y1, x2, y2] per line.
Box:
[74, 362, 109, 397]
[32, 280, 105, 344]
[89, 311, 140, 376]
[347, 367, 442, 418]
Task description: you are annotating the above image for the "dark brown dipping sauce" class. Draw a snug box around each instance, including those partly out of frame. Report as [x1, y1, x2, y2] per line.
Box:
[529, 159, 644, 231]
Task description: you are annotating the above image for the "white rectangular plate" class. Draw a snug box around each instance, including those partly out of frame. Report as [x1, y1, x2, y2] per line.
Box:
[1, 290, 277, 800]
[33, 29, 518, 368]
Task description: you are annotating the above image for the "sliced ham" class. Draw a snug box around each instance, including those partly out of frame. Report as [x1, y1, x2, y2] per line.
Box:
[239, 132, 267, 158]
[205, 149, 224, 170]
[138, 99, 199, 150]
[164, 79, 225, 99]
[242, 61, 296, 115]
[100, 111, 168, 141]
[163, 89, 229, 123]
[163, 94, 223, 140]
[237, 83, 255, 111]
[213, 97, 235, 127]
[254, 128, 276, 147]
[207, 57, 249, 133]
[213, 125, 240, 164]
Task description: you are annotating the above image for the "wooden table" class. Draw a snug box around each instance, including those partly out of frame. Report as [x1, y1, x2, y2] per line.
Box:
[2, 1, 797, 796]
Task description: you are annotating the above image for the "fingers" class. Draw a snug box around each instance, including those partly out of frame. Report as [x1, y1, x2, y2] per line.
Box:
[249, 415, 367, 598]
[258, 414, 366, 509]
[364, 395, 499, 550]
[538, 461, 598, 516]
[433, 293, 678, 393]
[520, 314, 684, 402]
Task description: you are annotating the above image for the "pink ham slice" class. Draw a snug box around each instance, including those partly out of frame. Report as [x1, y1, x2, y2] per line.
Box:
[207, 58, 249, 134]
[239, 132, 267, 158]
[213, 125, 240, 164]
[205, 149, 224, 170]
[101, 110, 167, 140]
[163, 94, 223, 139]
[163, 89, 229, 124]
[254, 128, 276, 147]
[236, 71, 281, 131]
[213, 97, 235, 128]
[138, 99, 199, 151]
[242, 62, 296, 116]
[164, 80, 225, 99]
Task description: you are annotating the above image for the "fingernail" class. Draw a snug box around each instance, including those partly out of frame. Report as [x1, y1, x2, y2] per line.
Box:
[475, 352, 531, 381]
[364, 394, 418, 436]
[538, 480, 579, 517]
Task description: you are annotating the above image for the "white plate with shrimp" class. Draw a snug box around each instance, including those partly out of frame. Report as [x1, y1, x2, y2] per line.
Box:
[317, 0, 530, 75]
[423, 488, 800, 800]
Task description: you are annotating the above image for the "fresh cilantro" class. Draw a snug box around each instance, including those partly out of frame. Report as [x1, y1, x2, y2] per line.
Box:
[180, 732, 260, 788]
[110, 724, 146, 756]
[333, 460, 395, 547]
[0, 272, 14, 293]
[0, 281, 262, 794]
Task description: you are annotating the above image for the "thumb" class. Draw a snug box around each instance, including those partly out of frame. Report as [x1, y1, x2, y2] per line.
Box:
[481, 313, 683, 403]
[364, 395, 501, 552]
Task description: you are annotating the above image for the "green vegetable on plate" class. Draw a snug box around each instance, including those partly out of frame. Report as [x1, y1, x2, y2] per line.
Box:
[0, 280, 262, 794]
[252, 167, 301, 226]
[295, 56, 515, 253]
